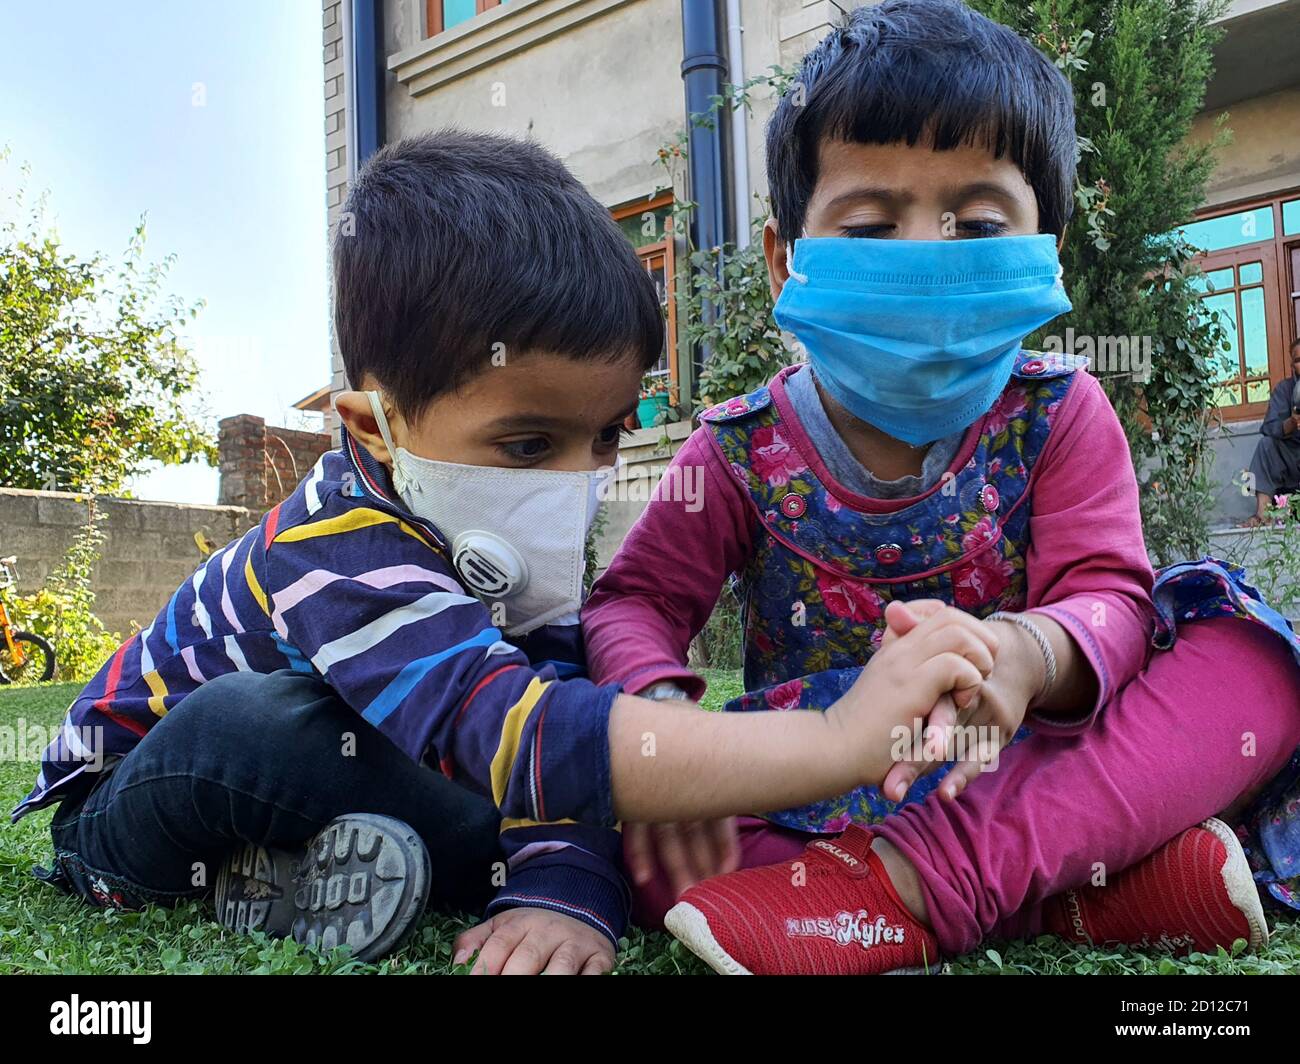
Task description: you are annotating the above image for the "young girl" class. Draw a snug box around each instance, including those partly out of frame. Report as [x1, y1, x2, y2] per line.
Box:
[582, 0, 1300, 974]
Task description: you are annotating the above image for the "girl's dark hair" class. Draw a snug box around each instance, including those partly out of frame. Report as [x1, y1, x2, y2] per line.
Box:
[766, 0, 1077, 243]
[333, 130, 663, 419]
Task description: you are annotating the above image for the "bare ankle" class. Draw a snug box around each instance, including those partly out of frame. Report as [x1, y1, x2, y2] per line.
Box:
[871, 836, 930, 927]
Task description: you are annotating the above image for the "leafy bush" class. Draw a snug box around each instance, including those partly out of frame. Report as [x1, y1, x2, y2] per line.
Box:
[971, 0, 1232, 564]
[688, 583, 744, 672]
[680, 233, 794, 409]
[14, 496, 120, 683]
[1234, 496, 1300, 618]
[0, 151, 215, 495]
[658, 69, 799, 409]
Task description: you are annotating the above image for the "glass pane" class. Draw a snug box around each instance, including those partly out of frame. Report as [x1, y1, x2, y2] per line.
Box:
[1180, 207, 1274, 252]
[1238, 261, 1263, 285]
[616, 205, 672, 248]
[1189, 267, 1234, 293]
[1199, 291, 1240, 373]
[1247, 379, 1271, 404]
[641, 256, 670, 376]
[443, 0, 476, 29]
[1240, 287, 1269, 375]
[1213, 383, 1242, 408]
[1284, 198, 1300, 236]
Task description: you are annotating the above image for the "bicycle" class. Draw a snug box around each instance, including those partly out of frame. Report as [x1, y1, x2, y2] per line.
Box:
[0, 555, 56, 684]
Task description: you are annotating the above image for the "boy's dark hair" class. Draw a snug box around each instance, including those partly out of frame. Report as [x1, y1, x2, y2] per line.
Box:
[766, 0, 1077, 244]
[333, 130, 663, 419]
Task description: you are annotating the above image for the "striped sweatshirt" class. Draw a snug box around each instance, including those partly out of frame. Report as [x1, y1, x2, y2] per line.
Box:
[14, 432, 630, 941]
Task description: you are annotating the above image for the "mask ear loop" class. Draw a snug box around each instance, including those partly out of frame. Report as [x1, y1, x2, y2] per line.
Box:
[784, 230, 811, 285]
[364, 390, 414, 496]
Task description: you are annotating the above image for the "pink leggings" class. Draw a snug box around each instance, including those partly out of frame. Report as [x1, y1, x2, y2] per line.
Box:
[633, 618, 1300, 954]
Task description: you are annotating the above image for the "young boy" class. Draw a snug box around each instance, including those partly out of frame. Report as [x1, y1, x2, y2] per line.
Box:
[13, 130, 990, 975]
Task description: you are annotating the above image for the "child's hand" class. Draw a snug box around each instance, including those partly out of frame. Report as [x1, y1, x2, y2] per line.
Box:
[623, 819, 740, 897]
[452, 908, 614, 975]
[880, 601, 1040, 803]
[826, 604, 997, 787]
[879, 600, 994, 713]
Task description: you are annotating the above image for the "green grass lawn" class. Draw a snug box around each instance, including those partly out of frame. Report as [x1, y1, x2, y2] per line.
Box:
[2, 676, 1296, 974]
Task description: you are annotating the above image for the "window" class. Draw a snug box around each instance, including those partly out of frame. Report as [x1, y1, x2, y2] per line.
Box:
[1193, 247, 1280, 412]
[1184, 192, 1300, 420]
[1180, 206, 1275, 254]
[611, 192, 678, 396]
[425, 0, 509, 37]
[1283, 197, 1300, 237]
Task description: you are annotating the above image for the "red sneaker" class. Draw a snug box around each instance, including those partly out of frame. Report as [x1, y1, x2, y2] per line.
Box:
[664, 825, 939, 975]
[1045, 818, 1268, 955]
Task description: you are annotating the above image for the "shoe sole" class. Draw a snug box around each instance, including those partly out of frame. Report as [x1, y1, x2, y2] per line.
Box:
[664, 902, 753, 975]
[215, 813, 431, 963]
[1200, 816, 1269, 953]
[664, 902, 934, 975]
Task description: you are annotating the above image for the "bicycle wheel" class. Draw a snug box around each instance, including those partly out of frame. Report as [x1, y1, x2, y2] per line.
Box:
[0, 631, 56, 684]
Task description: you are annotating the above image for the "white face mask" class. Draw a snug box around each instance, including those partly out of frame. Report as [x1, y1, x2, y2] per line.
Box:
[364, 391, 615, 636]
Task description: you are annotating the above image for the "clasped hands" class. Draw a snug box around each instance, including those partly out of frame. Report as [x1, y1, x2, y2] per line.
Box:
[626, 597, 1048, 899]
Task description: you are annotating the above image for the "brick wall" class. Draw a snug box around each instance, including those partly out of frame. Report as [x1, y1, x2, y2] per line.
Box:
[0, 488, 258, 638]
[218, 415, 333, 512]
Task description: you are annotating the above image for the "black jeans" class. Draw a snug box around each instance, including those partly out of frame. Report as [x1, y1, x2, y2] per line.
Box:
[46, 670, 502, 914]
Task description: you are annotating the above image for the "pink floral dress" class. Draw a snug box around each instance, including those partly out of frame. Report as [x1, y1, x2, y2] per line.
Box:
[699, 350, 1078, 831]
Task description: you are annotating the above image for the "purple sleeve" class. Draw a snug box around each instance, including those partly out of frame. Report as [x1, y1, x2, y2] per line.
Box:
[583, 427, 755, 699]
[488, 822, 630, 944]
[1022, 372, 1156, 734]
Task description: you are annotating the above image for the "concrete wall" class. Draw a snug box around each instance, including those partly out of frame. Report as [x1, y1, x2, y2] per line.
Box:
[0, 489, 257, 638]
[384, 0, 684, 207]
[1207, 418, 1271, 526]
[1191, 85, 1300, 208]
[592, 419, 692, 571]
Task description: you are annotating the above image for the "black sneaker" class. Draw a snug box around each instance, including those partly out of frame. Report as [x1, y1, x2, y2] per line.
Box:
[214, 813, 431, 963]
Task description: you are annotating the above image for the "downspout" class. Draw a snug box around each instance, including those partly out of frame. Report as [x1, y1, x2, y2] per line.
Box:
[680, 0, 733, 255]
[725, 0, 750, 249]
[349, 0, 385, 173]
[680, 0, 734, 382]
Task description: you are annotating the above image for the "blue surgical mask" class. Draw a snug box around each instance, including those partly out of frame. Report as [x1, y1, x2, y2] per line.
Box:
[773, 235, 1071, 446]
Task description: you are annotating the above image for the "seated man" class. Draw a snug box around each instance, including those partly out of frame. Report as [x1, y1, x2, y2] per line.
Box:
[1246, 337, 1300, 524]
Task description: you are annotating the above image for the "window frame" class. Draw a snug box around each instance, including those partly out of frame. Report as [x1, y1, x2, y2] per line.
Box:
[424, 0, 507, 38]
[611, 191, 679, 399]
[1188, 188, 1300, 421]
[1195, 243, 1282, 420]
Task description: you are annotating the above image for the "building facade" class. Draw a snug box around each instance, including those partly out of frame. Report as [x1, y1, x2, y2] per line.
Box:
[320, 0, 1300, 530]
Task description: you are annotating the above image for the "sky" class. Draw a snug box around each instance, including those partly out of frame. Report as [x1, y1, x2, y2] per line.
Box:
[2, 0, 331, 503]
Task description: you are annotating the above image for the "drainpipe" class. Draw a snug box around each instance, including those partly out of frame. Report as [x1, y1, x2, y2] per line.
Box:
[680, 0, 733, 255]
[725, 0, 750, 248]
[349, 0, 385, 172]
[680, 0, 733, 384]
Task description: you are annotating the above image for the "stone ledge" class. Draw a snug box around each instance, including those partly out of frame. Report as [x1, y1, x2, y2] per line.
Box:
[0, 486, 251, 517]
[388, 0, 639, 97]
